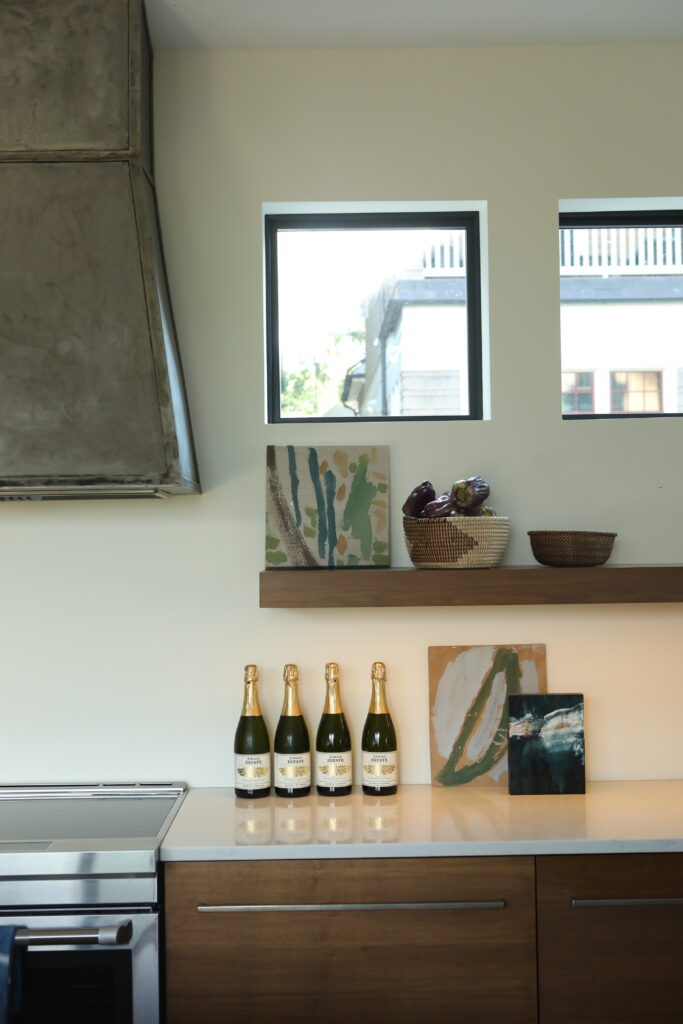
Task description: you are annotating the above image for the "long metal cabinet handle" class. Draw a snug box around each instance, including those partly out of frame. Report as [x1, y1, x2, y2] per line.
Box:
[571, 897, 683, 908]
[197, 901, 505, 913]
[15, 921, 133, 947]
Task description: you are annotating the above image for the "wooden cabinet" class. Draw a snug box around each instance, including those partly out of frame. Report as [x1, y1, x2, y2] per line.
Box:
[537, 854, 683, 1024]
[164, 857, 537, 1024]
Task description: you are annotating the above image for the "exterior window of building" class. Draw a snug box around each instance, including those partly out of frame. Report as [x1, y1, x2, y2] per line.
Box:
[562, 371, 594, 413]
[559, 209, 683, 418]
[264, 209, 483, 422]
[610, 370, 663, 413]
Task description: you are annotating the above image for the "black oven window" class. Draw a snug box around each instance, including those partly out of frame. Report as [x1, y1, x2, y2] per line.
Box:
[18, 950, 132, 1024]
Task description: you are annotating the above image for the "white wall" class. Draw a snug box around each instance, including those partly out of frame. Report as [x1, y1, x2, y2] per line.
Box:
[2, 43, 682, 787]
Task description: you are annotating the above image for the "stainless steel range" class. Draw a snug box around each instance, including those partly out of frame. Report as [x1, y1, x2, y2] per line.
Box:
[0, 783, 187, 1024]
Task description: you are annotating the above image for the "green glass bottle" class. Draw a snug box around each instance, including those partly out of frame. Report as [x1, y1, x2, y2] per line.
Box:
[361, 661, 398, 796]
[315, 662, 352, 797]
[233, 665, 271, 799]
[274, 664, 311, 798]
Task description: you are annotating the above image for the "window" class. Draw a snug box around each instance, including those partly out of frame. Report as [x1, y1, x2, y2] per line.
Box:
[562, 371, 594, 414]
[610, 370, 662, 413]
[559, 208, 683, 418]
[265, 208, 483, 422]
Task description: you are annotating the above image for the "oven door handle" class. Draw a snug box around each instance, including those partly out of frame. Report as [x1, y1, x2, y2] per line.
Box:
[14, 920, 133, 947]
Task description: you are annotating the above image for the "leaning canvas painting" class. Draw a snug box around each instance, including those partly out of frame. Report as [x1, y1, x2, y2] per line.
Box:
[507, 693, 585, 795]
[428, 644, 547, 788]
[265, 445, 390, 568]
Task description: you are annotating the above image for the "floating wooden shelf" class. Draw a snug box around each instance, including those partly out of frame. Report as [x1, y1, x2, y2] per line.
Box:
[259, 565, 683, 609]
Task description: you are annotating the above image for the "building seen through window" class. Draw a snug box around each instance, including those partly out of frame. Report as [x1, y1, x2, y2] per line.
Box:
[560, 212, 683, 417]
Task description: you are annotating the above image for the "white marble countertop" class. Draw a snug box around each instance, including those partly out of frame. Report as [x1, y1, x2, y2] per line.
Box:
[160, 780, 683, 861]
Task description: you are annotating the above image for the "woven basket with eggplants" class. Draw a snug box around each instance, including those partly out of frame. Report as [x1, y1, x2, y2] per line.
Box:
[402, 476, 510, 569]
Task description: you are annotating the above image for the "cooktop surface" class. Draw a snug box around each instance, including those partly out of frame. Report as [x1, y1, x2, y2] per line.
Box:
[0, 784, 186, 842]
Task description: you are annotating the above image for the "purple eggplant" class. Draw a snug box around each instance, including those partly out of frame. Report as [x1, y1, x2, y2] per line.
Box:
[466, 504, 496, 517]
[450, 476, 491, 510]
[402, 480, 436, 517]
[422, 496, 457, 518]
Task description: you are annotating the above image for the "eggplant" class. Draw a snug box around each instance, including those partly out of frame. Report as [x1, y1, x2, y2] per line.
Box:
[422, 496, 457, 518]
[466, 504, 496, 517]
[402, 480, 436, 517]
[450, 476, 490, 510]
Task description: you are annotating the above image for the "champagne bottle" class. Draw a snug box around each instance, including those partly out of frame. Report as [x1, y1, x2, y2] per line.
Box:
[315, 662, 352, 797]
[361, 661, 398, 796]
[234, 665, 271, 799]
[274, 664, 311, 797]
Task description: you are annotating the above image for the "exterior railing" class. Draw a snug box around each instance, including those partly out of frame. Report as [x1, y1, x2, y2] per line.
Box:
[419, 227, 683, 277]
[422, 232, 467, 276]
[560, 226, 683, 275]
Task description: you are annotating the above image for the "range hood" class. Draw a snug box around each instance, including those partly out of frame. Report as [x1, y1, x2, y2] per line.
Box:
[0, 0, 200, 498]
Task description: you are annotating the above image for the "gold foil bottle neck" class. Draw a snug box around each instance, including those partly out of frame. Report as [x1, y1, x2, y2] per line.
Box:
[369, 662, 389, 714]
[241, 666, 262, 717]
[281, 664, 302, 716]
[324, 663, 343, 715]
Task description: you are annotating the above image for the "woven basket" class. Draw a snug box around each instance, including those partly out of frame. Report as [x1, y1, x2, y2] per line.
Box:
[528, 530, 616, 567]
[403, 515, 510, 569]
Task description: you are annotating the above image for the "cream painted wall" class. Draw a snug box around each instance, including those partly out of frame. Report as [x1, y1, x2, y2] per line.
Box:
[2, 44, 682, 787]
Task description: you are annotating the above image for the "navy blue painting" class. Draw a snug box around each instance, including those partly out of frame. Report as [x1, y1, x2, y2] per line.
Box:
[507, 693, 585, 795]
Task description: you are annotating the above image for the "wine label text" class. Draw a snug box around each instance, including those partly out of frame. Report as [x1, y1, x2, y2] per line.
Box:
[234, 753, 271, 790]
[275, 752, 311, 789]
[362, 750, 398, 788]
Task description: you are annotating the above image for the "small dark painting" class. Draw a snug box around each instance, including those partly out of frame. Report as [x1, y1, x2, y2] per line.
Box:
[507, 693, 585, 795]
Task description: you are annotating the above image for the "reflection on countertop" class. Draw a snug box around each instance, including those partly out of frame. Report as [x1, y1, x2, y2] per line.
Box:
[161, 780, 683, 862]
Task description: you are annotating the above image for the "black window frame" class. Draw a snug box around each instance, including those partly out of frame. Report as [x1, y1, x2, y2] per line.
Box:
[265, 210, 483, 423]
[560, 209, 683, 421]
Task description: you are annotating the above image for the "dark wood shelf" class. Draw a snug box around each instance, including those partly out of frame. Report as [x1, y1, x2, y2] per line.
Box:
[260, 565, 683, 608]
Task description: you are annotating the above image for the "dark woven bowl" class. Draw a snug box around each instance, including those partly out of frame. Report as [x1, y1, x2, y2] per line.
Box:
[528, 530, 617, 567]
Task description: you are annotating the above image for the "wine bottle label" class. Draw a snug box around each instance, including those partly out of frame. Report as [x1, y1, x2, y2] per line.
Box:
[315, 750, 352, 788]
[362, 750, 397, 788]
[274, 752, 311, 789]
[234, 753, 271, 790]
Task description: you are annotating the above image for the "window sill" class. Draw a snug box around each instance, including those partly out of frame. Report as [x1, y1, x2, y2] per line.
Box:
[259, 565, 683, 608]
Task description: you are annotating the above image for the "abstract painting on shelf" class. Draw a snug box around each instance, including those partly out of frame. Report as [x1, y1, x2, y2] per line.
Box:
[265, 444, 389, 568]
[429, 644, 548, 788]
[507, 693, 585, 795]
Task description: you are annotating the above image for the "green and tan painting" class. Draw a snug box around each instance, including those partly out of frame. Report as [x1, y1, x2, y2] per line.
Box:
[428, 644, 547, 787]
[266, 445, 390, 568]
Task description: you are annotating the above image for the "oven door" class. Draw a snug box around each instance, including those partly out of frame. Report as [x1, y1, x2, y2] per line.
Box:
[1, 908, 159, 1024]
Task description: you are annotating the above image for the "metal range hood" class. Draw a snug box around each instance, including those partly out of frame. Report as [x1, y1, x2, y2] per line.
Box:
[0, 0, 200, 498]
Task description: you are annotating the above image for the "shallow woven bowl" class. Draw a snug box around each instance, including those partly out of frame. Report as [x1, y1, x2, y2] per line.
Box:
[403, 515, 510, 569]
[528, 530, 617, 567]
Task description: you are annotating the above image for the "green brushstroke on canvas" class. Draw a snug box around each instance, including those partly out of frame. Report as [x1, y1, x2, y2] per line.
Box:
[341, 461, 377, 561]
[266, 550, 288, 565]
[436, 647, 523, 786]
[307, 448, 327, 559]
[323, 469, 338, 566]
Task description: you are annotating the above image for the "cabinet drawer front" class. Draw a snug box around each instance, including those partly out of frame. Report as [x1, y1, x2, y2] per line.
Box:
[537, 854, 683, 1024]
[165, 857, 537, 1024]
[166, 855, 533, 907]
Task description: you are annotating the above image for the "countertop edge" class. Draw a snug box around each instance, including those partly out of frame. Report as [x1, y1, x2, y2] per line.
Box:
[160, 782, 683, 862]
[160, 837, 683, 862]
